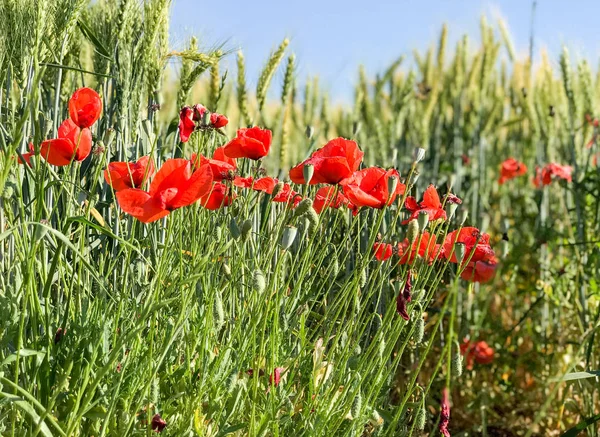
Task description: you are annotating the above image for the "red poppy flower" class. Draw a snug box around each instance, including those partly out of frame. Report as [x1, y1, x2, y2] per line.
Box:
[340, 167, 405, 209]
[402, 185, 446, 224]
[460, 256, 498, 283]
[272, 183, 302, 207]
[269, 367, 284, 387]
[199, 182, 235, 210]
[210, 112, 229, 128]
[116, 158, 213, 223]
[233, 176, 254, 188]
[441, 227, 494, 264]
[499, 158, 527, 184]
[68, 87, 102, 129]
[179, 106, 196, 143]
[533, 163, 573, 187]
[252, 177, 278, 193]
[17, 143, 35, 166]
[104, 156, 155, 192]
[373, 242, 393, 261]
[151, 413, 167, 433]
[397, 232, 441, 265]
[439, 388, 451, 437]
[40, 119, 92, 166]
[289, 138, 364, 185]
[191, 146, 237, 181]
[223, 126, 272, 160]
[460, 339, 494, 369]
[313, 187, 349, 214]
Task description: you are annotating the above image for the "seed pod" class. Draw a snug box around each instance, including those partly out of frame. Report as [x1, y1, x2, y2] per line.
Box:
[293, 198, 313, 218]
[454, 242, 466, 264]
[240, 219, 252, 242]
[413, 147, 426, 163]
[414, 401, 426, 430]
[102, 128, 116, 149]
[412, 316, 425, 344]
[202, 109, 211, 126]
[252, 269, 266, 293]
[445, 202, 458, 219]
[229, 217, 241, 239]
[417, 211, 429, 231]
[387, 175, 398, 197]
[452, 344, 463, 377]
[280, 226, 298, 250]
[407, 219, 420, 244]
[303, 164, 315, 184]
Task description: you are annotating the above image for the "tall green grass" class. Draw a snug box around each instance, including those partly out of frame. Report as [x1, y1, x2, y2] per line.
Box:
[0, 1, 599, 436]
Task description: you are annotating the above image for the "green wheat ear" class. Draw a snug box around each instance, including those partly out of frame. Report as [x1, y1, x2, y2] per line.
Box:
[237, 50, 251, 125]
[256, 37, 289, 113]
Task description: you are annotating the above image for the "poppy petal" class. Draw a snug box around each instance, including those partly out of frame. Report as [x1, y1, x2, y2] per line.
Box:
[116, 189, 169, 223]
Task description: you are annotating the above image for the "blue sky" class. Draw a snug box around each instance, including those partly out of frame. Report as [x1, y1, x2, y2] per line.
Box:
[170, 0, 600, 103]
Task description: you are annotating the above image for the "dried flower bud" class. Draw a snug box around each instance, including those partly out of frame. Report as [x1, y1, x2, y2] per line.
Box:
[280, 226, 298, 250]
[417, 211, 429, 232]
[151, 414, 167, 433]
[413, 147, 426, 163]
[407, 219, 420, 244]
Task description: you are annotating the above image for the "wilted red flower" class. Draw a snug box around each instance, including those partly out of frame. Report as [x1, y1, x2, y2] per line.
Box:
[40, 119, 92, 166]
[269, 367, 284, 387]
[223, 126, 272, 160]
[191, 146, 237, 181]
[69, 87, 102, 128]
[499, 158, 527, 184]
[442, 227, 494, 264]
[444, 193, 462, 204]
[313, 186, 349, 214]
[199, 182, 235, 210]
[151, 413, 167, 433]
[460, 256, 498, 283]
[116, 158, 213, 223]
[289, 137, 364, 185]
[460, 339, 495, 370]
[373, 242, 393, 261]
[439, 387, 451, 437]
[533, 163, 573, 187]
[396, 271, 413, 320]
[179, 106, 196, 143]
[397, 232, 442, 265]
[104, 156, 155, 192]
[402, 185, 446, 224]
[17, 143, 35, 166]
[340, 167, 405, 209]
[210, 112, 229, 128]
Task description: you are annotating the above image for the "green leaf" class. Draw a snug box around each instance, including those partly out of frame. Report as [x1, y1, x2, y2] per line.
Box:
[216, 423, 247, 436]
[40, 62, 114, 79]
[1, 349, 45, 367]
[77, 19, 112, 59]
[561, 412, 600, 437]
[0, 392, 56, 437]
[562, 370, 600, 381]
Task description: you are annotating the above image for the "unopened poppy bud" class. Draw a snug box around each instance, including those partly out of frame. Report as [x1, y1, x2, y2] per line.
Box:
[387, 175, 398, 198]
[417, 211, 429, 232]
[252, 269, 266, 293]
[407, 219, 420, 244]
[445, 202, 458, 219]
[305, 207, 319, 238]
[413, 147, 426, 163]
[293, 198, 313, 218]
[414, 402, 426, 430]
[459, 210, 468, 225]
[102, 128, 116, 149]
[303, 164, 315, 184]
[202, 109, 211, 126]
[272, 181, 284, 198]
[240, 219, 252, 242]
[280, 226, 297, 250]
[305, 125, 314, 139]
[411, 172, 420, 184]
[229, 217, 241, 239]
[454, 242, 466, 264]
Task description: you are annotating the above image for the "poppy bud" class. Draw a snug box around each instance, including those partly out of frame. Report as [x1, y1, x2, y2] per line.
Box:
[454, 242, 466, 264]
[413, 147, 426, 163]
[459, 210, 468, 225]
[293, 198, 313, 218]
[445, 202, 458, 219]
[102, 128, 116, 149]
[151, 413, 167, 433]
[252, 269, 266, 293]
[229, 217, 241, 239]
[406, 219, 420, 244]
[305, 125, 314, 139]
[271, 181, 284, 198]
[280, 226, 297, 250]
[305, 207, 319, 238]
[202, 110, 211, 126]
[417, 211, 429, 232]
[414, 402, 426, 430]
[387, 175, 398, 199]
[303, 164, 315, 184]
[240, 219, 252, 242]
